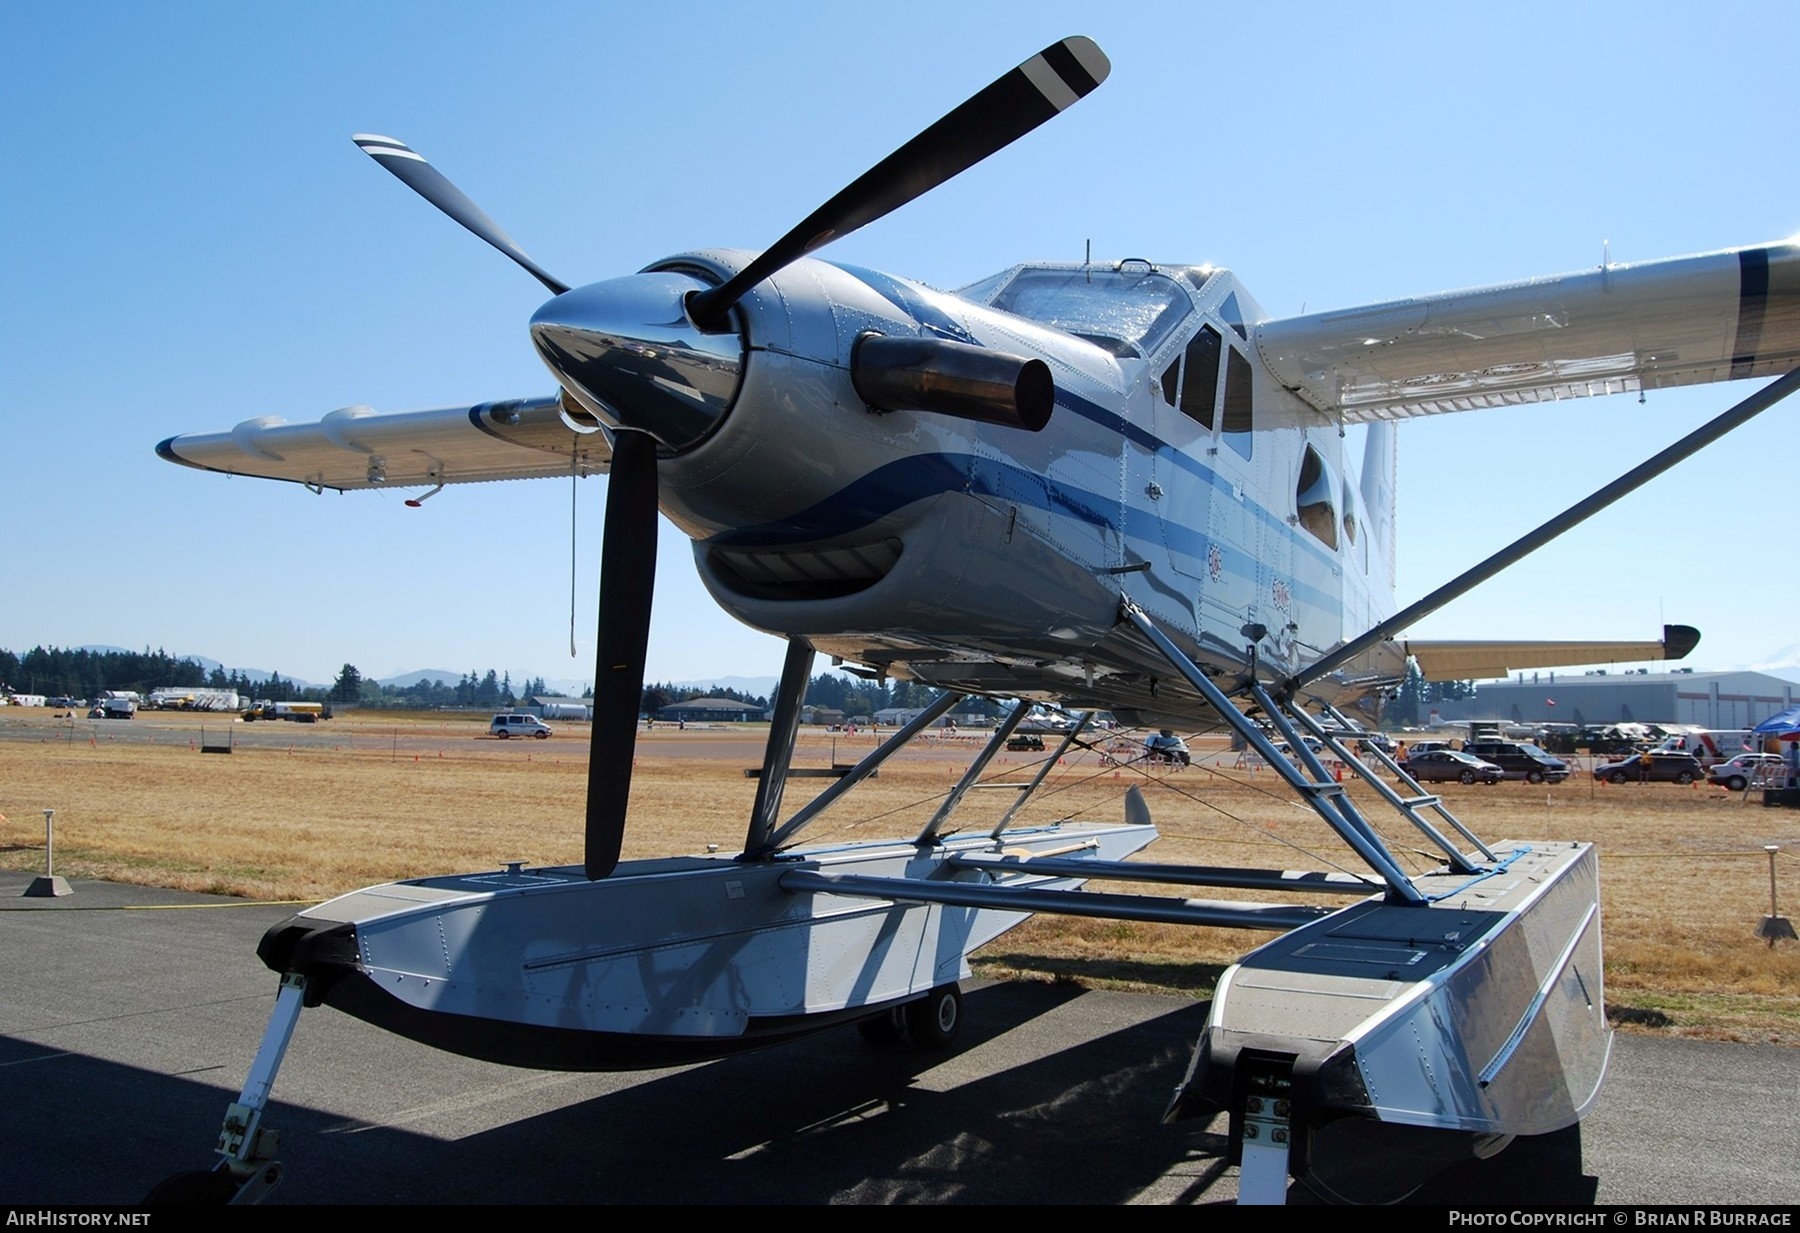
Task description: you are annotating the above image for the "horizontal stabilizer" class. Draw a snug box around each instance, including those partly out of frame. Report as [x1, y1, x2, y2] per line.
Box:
[155, 394, 610, 491]
[1404, 624, 1699, 681]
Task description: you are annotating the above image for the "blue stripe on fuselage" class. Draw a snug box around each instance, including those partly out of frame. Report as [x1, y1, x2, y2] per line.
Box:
[704, 387, 1342, 613]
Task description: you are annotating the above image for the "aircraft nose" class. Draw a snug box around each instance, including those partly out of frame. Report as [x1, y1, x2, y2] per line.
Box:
[530, 273, 744, 452]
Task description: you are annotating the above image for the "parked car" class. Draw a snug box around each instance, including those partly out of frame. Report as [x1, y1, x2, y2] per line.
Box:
[1463, 741, 1570, 784]
[1404, 749, 1504, 785]
[1705, 752, 1785, 792]
[1143, 730, 1191, 766]
[1593, 751, 1704, 784]
[1269, 736, 1326, 759]
[489, 713, 552, 739]
[1395, 740, 1455, 766]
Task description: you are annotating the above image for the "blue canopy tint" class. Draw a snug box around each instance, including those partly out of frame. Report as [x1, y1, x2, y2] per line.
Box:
[1750, 705, 1800, 740]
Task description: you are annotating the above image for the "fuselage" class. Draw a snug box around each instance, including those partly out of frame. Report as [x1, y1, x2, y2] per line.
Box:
[533, 252, 1406, 727]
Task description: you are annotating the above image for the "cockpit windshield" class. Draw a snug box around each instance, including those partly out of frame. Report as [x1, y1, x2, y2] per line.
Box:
[976, 264, 1194, 359]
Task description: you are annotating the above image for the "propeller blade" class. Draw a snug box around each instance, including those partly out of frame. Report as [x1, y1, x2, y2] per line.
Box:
[352, 134, 571, 296]
[688, 36, 1109, 328]
[585, 429, 658, 879]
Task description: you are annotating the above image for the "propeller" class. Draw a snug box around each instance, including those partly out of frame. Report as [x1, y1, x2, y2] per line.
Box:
[352, 135, 570, 296]
[686, 36, 1109, 330]
[353, 37, 1110, 879]
[585, 430, 657, 878]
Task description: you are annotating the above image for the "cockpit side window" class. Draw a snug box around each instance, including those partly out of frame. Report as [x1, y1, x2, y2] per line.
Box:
[1219, 292, 1248, 341]
[1297, 445, 1338, 550]
[954, 269, 1015, 304]
[1222, 348, 1254, 460]
[1179, 326, 1221, 430]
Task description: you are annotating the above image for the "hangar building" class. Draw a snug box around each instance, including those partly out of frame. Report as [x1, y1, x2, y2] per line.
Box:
[1428, 669, 1796, 729]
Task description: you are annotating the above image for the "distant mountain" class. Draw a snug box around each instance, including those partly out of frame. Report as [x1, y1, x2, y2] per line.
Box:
[377, 668, 465, 689]
[177, 656, 317, 689]
[73, 646, 319, 689]
[49, 646, 783, 698]
[376, 669, 592, 694]
[1751, 643, 1800, 685]
[370, 671, 783, 698]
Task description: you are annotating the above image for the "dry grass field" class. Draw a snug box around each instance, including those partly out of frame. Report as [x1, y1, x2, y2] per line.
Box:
[3, 708, 1796, 1043]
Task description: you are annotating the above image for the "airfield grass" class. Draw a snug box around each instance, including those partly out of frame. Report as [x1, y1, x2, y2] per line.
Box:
[2, 709, 1796, 1044]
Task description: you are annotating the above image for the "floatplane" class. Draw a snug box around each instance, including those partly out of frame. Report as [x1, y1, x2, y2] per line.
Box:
[155, 36, 1799, 1203]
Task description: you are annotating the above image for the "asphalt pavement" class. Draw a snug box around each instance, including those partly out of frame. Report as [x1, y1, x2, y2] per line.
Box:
[2, 871, 1795, 1206]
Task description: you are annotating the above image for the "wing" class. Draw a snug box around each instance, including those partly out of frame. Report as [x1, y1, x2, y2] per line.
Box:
[155, 394, 611, 491]
[1403, 624, 1699, 681]
[1256, 242, 1800, 421]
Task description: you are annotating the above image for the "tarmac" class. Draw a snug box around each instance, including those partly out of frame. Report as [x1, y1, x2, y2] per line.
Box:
[3, 870, 1796, 1206]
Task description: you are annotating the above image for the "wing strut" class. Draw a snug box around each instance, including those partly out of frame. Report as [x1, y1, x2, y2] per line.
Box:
[1290, 366, 1800, 692]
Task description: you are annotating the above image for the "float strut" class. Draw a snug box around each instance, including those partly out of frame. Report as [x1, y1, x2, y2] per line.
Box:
[213, 971, 307, 1202]
[1236, 1061, 1295, 1205]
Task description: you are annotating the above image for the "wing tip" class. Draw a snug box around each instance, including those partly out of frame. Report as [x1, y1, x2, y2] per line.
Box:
[1663, 624, 1701, 661]
[154, 436, 197, 469]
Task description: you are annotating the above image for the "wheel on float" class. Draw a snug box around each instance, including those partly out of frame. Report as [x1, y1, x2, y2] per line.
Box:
[905, 983, 962, 1049]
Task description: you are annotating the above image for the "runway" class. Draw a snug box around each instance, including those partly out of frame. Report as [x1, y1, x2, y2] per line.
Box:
[3, 872, 1795, 1205]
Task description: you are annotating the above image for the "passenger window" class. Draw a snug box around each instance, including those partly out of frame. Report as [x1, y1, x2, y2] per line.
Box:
[1179, 326, 1221, 429]
[1222, 348, 1254, 460]
[1296, 445, 1338, 549]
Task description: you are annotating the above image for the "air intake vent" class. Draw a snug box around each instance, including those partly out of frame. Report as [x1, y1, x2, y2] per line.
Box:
[708, 538, 903, 601]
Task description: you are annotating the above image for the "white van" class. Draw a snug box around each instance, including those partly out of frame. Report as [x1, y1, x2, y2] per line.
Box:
[490, 713, 552, 739]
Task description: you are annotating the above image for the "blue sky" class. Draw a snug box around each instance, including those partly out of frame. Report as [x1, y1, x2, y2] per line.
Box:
[5, 1, 1797, 688]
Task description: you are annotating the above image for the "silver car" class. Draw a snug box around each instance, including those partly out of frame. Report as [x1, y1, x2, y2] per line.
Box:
[1706, 752, 1782, 791]
[490, 713, 552, 739]
[1404, 749, 1504, 785]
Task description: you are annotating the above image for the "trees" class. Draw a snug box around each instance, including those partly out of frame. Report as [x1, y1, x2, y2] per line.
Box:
[0, 645, 208, 698]
[1388, 659, 1474, 727]
[330, 664, 364, 703]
